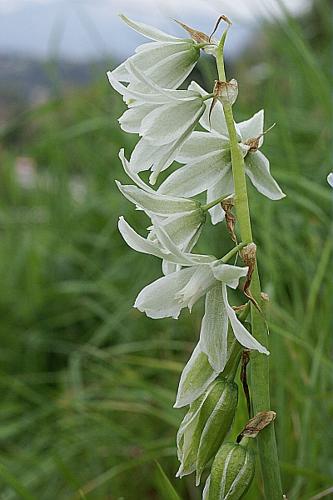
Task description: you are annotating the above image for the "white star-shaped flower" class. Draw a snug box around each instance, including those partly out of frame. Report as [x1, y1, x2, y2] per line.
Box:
[110, 15, 214, 93]
[118, 215, 268, 402]
[158, 82, 285, 224]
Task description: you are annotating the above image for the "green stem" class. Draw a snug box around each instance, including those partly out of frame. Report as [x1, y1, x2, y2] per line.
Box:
[202, 93, 214, 101]
[201, 194, 230, 212]
[221, 241, 246, 263]
[216, 31, 283, 499]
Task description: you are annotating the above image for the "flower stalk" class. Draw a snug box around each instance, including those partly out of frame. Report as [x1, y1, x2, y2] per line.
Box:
[216, 28, 283, 499]
[109, 14, 286, 498]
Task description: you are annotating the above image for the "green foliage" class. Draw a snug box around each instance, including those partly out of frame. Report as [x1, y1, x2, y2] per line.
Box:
[155, 462, 182, 500]
[0, 1, 332, 498]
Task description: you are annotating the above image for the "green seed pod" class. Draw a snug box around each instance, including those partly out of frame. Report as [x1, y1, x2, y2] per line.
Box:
[176, 378, 238, 484]
[203, 442, 255, 500]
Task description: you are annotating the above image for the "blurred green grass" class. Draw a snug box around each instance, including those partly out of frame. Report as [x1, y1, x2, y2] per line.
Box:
[0, 1, 332, 498]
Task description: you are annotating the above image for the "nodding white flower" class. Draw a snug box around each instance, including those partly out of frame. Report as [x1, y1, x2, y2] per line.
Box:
[118, 216, 268, 373]
[110, 15, 213, 93]
[158, 82, 285, 224]
[116, 150, 206, 269]
[108, 64, 209, 184]
[327, 172, 333, 188]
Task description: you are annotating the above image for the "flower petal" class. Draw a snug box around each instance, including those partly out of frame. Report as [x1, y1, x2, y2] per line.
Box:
[129, 44, 199, 91]
[327, 172, 333, 188]
[149, 128, 196, 184]
[140, 99, 204, 146]
[120, 14, 184, 42]
[162, 260, 179, 276]
[150, 216, 197, 266]
[119, 149, 155, 192]
[126, 60, 199, 102]
[151, 210, 204, 249]
[174, 343, 219, 408]
[118, 216, 168, 260]
[130, 138, 163, 173]
[176, 265, 216, 310]
[118, 104, 156, 133]
[111, 61, 130, 82]
[158, 150, 231, 198]
[188, 81, 230, 137]
[107, 70, 171, 104]
[134, 267, 197, 319]
[199, 284, 229, 372]
[211, 263, 248, 289]
[206, 173, 234, 225]
[238, 109, 264, 144]
[130, 129, 198, 183]
[116, 182, 198, 215]
[118, 216, 192, 267]
[222, 286, 269, 354]
[176, 131, 228, 163]
[245, 151, 285, 200]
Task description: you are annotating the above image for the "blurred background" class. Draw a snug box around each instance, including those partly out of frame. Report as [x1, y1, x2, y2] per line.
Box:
[0, 0, 332, 498]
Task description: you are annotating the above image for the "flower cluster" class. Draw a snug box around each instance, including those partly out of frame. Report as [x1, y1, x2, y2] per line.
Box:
[108, 14, 285, 497]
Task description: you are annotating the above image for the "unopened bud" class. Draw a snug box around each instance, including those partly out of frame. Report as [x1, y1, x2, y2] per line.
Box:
[176, 378, 238, 484]
[203, 442, 255, 500]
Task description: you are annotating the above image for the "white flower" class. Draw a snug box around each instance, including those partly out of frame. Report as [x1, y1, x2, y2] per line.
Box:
[327, 172, 333, 188]
[116, 150, 205, 267]
[174, 344, 220, 408]
[118, 216, 269, 377]
[158, 82, 285, 224]
[110, 15, 213, 93]
[108, 64, 209, 184]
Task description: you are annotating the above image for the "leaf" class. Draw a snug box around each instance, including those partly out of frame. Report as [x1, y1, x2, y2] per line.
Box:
[154, 462, 182, 500]
[0, 462, 36, 500]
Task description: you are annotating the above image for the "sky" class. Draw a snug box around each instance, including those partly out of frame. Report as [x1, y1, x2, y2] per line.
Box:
[0, 0, 311, 61]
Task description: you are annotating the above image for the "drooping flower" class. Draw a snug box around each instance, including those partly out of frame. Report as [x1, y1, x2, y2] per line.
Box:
[327, 172, 333, 188]
[108, 64, 210, 183]
[158, 82, 285, 224]
[118, 216, 269, 373]
[116, 149, 206, 267]
[110, 15, 215, 93]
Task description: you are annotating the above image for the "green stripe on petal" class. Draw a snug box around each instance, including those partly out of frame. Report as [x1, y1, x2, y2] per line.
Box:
[174, 344, 219, 408]
[159, 150, 231, 197]
[140, 99, 204, 146]
[176, 131, 228, 163]
[199, 284, 229, 372]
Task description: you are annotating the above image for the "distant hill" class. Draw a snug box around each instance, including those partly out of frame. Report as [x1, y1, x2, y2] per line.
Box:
[0, 53, 113, 123]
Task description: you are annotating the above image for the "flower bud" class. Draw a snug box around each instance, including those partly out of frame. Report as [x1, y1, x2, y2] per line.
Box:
[203, 442, 255, 500]
[176, 378, 238, 484]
